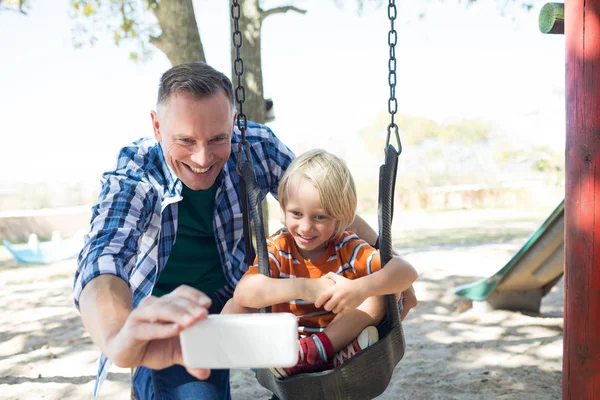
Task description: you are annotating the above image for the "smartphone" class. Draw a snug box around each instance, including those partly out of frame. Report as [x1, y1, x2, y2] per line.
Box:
[180, 313, 299, 369]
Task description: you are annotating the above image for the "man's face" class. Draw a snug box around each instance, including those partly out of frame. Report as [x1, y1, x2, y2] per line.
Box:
[151, 91, 234, 190]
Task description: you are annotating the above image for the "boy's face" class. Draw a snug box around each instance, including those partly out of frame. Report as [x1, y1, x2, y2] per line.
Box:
[151, 90, 234, 190]
[283, 175, 337, 260]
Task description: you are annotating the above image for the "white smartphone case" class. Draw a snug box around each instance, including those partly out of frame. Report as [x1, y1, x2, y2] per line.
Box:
[180, 313, 299, 369]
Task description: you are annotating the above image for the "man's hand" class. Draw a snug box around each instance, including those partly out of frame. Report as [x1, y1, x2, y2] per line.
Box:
[314, 272, 366, 315]
[399, 285, 417, 320]
[80, 278, 213, 380]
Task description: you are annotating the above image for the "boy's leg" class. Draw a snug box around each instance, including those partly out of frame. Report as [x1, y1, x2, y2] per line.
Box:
[271, 296, 386, 378]
[324, 295, 385, 351]
[131, 290, 233, 400]
[270, 334, 329, 378]
[319, 295, 385, 368]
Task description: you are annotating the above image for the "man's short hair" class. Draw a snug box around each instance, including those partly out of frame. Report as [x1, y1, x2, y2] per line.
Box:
[157, 62, 234, 111]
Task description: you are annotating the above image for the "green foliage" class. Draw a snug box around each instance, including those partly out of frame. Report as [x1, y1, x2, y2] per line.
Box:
[359, 112, 493, 152]
[69, 0, 158, 61]
[1, 0, 30, 14]
[349, 0, 537, 17]
[495, 144, 564, 184]
[358, 111, 562, 212]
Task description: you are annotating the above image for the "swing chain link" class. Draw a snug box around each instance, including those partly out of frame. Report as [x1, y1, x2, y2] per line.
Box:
[387, 0, 402, 154]
[231, 0, 252, 173]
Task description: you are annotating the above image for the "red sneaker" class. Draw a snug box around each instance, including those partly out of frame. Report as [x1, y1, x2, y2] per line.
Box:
[332, 326, 379, 368]
[271, 337, 324, 379]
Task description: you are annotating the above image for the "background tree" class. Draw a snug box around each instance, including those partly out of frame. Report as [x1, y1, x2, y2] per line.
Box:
[356, 110, 562, 209]
[65, 0, 539, 120]
[229, 1, 305, 124]
[69, 0, 306, 124]
[0, 0, 540, 120]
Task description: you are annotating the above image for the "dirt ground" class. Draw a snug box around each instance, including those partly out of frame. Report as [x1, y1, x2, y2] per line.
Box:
[0, 237, 562, 400]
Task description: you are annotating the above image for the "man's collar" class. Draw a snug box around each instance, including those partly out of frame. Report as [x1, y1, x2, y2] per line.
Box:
[155, 142, 181, 196]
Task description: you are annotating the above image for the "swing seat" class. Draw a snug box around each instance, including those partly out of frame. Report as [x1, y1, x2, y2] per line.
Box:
[256, 297, 405, 400]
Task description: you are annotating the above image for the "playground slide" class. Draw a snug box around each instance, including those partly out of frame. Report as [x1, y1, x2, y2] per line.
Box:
[454, 200, 564, 313]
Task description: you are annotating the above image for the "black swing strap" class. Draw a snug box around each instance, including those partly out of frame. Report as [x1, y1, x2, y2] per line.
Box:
[239, 177, 256, 265]
[231, 0, 256, 267]
[378, 143, 402, 327]
[380, 0, 403, 326]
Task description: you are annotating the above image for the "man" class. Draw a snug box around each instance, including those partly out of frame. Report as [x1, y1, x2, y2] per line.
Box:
[73, 62, 417, 399]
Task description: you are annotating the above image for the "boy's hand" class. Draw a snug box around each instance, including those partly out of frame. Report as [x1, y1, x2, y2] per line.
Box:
[302, 277, 335, 303]
[314, 272, 366, 315]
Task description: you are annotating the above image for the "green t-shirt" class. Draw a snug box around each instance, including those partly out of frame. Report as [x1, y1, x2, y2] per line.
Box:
[152, 181, 227, 297]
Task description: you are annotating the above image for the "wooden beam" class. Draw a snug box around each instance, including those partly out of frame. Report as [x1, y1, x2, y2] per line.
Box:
[563, 0, 600, 398]
[539, 3, 564, 34]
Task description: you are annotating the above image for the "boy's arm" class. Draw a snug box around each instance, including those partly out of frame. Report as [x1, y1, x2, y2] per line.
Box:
[348, 215, 418, 318]
[221, 298, 258, 314]
[233, 274, 334, 309]
[353, 256, 418, 299]
[316, 256, 417, 315]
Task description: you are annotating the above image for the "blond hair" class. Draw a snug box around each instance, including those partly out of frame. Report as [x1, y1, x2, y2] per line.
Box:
[278, 149, 357, 240]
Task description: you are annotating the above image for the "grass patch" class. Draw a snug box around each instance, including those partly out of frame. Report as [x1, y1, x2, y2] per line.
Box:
[390, 206, 556, 249]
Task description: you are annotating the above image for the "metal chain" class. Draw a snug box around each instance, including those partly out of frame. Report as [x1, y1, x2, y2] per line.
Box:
[231, 0, 251, 170]
[387, 0, 402, 153]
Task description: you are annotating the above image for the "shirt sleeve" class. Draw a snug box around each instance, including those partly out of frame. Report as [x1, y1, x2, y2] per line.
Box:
[342, 235, 382, 277]
[247, 123, 295, 200]
[265, 128, 295, 199]
[72, 170, 158, 310]
[243, 240, 281, 279]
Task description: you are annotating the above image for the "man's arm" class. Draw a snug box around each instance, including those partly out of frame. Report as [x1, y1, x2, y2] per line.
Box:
[79, 275, 213, 378]
[79, 275, 132, 360]
[74, 171, 212, 379]
[348, 215, 378, 247]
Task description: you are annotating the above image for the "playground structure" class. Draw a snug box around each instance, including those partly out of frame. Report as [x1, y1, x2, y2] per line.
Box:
[562, 1, 600, 397]
[455, 200, 564, 314]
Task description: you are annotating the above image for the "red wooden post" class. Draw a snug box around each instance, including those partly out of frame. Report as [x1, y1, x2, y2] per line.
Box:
[564, 0, 600, 398]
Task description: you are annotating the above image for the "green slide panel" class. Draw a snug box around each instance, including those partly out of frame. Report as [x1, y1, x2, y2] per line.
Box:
[454, 200, 565, 313]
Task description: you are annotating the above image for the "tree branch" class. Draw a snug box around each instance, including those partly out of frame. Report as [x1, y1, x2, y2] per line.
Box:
[0, 0, 28, 14]
[260, 5, 307, 22]
[145, 0, 158, 10]
[149, 34, 162, 48]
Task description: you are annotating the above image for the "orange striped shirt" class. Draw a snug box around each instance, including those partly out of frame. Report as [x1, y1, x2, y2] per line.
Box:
[244, 229, 381, 335]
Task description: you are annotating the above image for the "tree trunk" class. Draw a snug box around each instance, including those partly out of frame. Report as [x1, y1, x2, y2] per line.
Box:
[150, 0, 206, 65]
[230, 0, 266, 124]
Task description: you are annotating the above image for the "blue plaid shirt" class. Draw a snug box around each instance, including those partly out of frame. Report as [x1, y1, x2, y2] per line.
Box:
[73, 122, 294, 398]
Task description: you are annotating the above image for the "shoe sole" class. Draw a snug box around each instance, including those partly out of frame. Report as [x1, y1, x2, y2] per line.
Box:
[357, 326, 379, 349]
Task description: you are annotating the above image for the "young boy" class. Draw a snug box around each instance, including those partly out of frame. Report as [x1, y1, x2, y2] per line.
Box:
[231, 149, 418, 378]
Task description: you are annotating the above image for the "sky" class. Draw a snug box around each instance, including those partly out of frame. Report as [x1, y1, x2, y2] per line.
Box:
[0, 0, 565, 188]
